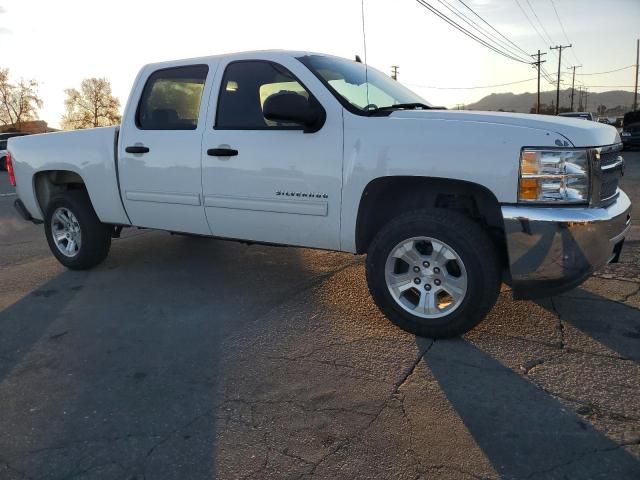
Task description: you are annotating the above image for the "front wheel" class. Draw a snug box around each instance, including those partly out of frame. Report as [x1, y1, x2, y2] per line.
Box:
[44, 191, 112, 270]
[366, 209, 501, 338]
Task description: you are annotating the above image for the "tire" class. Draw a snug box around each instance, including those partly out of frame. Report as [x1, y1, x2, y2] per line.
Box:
[44, 190, 112, 270]
[366, 208, 501, 338]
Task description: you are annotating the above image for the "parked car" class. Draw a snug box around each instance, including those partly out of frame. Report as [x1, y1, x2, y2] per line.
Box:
[0, 132, 30, 170]
[558, 112, 595, 121]
[621, 110, 640, 150]
[597, 117, 611, 125]
[6, 51, 631, 338]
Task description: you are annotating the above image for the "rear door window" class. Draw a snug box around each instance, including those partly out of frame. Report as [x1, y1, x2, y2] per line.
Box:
[136, 65, 208, 130]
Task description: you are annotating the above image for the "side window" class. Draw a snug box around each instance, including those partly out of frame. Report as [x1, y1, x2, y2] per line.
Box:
[216, 61, 310, 129]
[137, 65, 208, 130]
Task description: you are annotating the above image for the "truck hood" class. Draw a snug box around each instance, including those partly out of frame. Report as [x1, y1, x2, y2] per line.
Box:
[390, 110, 621, 147]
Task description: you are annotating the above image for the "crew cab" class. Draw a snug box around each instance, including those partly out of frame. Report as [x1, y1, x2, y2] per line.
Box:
[7, 51, 632, 338]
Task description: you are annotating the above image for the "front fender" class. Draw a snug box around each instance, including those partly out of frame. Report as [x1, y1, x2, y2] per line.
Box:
[339, 114, 565, 252]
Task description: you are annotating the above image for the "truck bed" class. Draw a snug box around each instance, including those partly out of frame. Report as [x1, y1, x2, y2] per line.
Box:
[8, 126, 130, 225]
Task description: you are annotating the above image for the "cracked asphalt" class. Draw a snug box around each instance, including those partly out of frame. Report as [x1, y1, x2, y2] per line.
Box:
[0, 152, 639, 479]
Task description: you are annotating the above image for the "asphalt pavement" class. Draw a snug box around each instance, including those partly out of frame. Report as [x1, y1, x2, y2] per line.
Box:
[0, 153, 639, 479]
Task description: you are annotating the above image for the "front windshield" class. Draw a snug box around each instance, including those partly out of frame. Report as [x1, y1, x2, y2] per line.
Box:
[298, 55, 431, 113]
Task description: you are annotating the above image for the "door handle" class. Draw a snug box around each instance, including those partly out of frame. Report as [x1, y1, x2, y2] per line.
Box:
[125, 145, 150, 154]
[207, 148, 238, 157]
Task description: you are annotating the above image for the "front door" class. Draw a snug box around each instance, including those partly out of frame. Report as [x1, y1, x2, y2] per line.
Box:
[118, 63, 213, 234]
[201, 58, 343, 249]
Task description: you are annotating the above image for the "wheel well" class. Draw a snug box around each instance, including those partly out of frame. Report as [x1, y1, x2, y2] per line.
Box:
[355, 176, 506, 261]
[34, 170, 87, 217]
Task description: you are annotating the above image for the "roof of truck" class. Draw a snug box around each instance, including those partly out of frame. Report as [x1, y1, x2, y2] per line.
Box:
[143, 50, 340, 69]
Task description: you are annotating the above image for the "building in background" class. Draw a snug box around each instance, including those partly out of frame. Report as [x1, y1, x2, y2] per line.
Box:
[0, 120, 57, 134]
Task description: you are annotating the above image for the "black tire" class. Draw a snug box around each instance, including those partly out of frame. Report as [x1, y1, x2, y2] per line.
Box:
[44, 190, 112, 270]
[366, 208, 501, 338]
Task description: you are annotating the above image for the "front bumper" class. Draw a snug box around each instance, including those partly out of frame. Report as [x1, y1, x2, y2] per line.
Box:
[502, 190, 632, 299]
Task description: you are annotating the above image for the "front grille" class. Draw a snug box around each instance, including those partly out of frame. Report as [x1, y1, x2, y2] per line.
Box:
[598, 146, 624, 204]
[600, 175, 619, 200]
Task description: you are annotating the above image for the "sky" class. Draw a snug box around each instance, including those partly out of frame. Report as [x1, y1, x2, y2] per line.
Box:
[0, 0, 638, 127]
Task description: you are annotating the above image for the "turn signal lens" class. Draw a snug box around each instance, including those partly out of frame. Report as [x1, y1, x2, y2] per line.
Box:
[518, 178, 540, 200]
[520, 151, 539, 175]
[6, 151, 16, 187]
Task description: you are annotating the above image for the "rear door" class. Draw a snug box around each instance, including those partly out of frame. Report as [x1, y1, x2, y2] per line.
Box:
[200, 57, 344, 249]
[118, 63, 215, 234]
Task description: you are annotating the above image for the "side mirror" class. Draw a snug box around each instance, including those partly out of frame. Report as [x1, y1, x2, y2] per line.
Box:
[263, 92, 324, 133]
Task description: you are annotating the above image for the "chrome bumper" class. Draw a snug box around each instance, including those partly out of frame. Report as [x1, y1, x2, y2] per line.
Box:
[502, 190, 632, 299]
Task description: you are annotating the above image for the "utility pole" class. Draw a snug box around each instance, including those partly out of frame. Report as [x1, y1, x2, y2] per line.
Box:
[568, 65, 582, 111]
[391, 65, 399, 80]
[577, 86, 583, 111]
[634, 39, 639, 110]
[531, 50, 547, 114]
[584, 88, 589, 113]
[550, 44, 571, 114]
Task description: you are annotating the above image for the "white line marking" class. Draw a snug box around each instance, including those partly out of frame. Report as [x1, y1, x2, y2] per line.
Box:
[0, 193, 17, 197]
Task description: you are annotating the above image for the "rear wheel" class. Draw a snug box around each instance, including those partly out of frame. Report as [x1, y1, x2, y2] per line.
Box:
[366, 209, 501, 338]
[44, 191, 112, 270]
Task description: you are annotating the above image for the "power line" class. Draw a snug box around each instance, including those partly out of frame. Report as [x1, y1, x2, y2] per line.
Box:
[525, 0, 556, 47]
[455, 0, 532, 59]
[408, 77, 537, 90]
[576, 65, 636, 76]
[512, 0, 556, 85]
[580, 84, 638, 88]
[514, 0, 550, 49]
[549, 0, 582, 66]
[416, 0, 531, 63]
[434, 0, 531, 62]
[415, 0, 532, 64]
[540, 67, 557, 86]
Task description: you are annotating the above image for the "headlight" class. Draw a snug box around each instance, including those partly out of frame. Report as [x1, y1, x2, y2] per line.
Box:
[518, 149, 590, 203]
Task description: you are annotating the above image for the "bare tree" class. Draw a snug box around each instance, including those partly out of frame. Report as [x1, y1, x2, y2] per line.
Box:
[61, 78, 121, 129]
[0, 68, 43, 130]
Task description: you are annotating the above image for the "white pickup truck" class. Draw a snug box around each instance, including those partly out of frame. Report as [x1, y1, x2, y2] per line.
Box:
[7, 50, 631, 338]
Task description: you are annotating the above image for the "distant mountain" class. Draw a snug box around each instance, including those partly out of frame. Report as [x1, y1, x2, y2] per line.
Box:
[464, 88, 635, 115]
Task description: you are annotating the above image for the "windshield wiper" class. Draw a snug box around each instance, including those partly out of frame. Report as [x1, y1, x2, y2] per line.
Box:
[367, 103, 432, 115]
